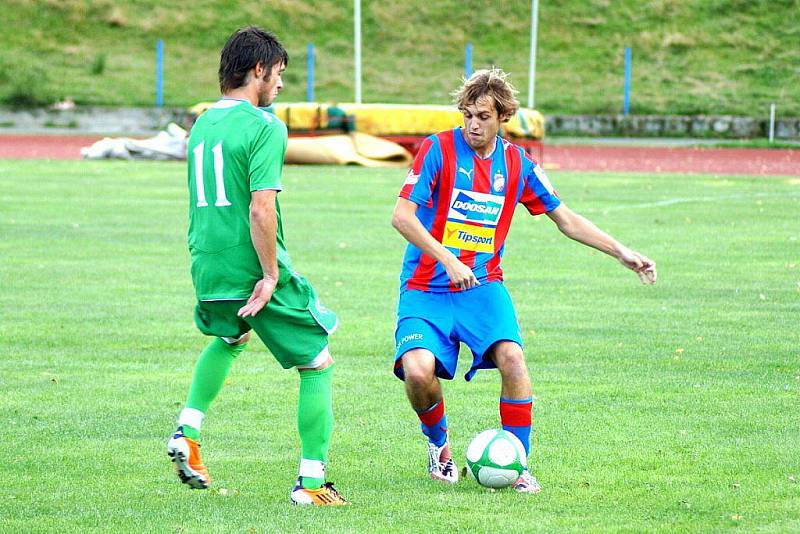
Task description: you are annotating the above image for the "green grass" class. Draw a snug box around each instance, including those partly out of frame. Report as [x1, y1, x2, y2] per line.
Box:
[1, 0, 799, 116]
[1, 161, 799, 532]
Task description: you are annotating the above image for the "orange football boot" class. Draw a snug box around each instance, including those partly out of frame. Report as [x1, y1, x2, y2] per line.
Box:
[167, 427, 211, 489]
[290, 480, 349, 505]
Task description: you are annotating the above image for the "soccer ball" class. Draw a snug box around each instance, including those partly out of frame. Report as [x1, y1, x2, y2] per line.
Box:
[465, 429, 526, 489]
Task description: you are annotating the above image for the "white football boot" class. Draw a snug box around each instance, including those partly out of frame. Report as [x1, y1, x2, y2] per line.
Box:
[428, 440, 458, 484]
[512, 470, 542, 493]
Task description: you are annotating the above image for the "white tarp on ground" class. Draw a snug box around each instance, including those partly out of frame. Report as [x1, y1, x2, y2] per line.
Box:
[81, 123, 187, 160]
[80, 124, 411, 167]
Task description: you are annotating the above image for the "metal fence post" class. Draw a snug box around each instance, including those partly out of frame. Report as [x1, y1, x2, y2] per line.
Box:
[623, 47, 632, 116]
[156, 39, 164, 107]
[307, 43, 315, 102]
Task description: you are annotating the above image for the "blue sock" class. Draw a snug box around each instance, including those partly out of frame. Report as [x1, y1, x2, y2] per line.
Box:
[417, 399, 448, 447]
[500, 397, 533, 458]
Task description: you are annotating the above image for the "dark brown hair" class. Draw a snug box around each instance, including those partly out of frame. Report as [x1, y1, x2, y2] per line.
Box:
[219, 27, 288, 93]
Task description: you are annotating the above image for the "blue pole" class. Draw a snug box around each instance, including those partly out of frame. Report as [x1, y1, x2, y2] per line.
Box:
[156, 39, 164, 107]
[623, 47, 631, 115]
[306, 43, 314, 102]
[465, 42, 473, 78]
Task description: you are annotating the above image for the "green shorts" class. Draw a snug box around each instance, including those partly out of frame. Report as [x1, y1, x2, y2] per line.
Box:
[194, 273, 337, 368]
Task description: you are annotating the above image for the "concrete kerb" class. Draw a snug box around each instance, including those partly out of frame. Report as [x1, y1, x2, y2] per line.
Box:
[0, 106, 187, 136]
[547, 114, 800, 140]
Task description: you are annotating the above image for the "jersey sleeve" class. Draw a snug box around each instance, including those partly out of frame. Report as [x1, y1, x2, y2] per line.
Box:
[248, 118, 288, 192]
[398, 136, 442, 207]
[520, 158, 561, 215]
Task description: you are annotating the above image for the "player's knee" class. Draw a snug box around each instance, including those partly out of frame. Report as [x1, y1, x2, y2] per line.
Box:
[303, 356, 333, 372]
[400, 350, 436, 387]
[492, 342, 527, 374]
[221, 332, 251, 346]
[298, 346, 334, 372]
[403, 367, 434, 390]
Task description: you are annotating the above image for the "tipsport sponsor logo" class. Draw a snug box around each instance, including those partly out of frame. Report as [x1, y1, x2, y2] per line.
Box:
[442, 221, 496, 253]
[447, 188, 505, 226]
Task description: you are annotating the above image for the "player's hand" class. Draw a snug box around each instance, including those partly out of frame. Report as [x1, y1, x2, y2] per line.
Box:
[617, 247, 657, 285]
[444, 257, 480, 290]
[237, 275, 279, 317]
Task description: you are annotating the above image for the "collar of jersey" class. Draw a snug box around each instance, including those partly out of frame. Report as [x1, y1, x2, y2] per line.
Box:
[211, 97, 252, 110]
[455, 127, 500, 160]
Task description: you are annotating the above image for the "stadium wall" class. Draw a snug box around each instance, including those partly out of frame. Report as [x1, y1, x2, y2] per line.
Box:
[547, 114, 800, 139]
[1, 107, 799, 141]
[0, 107, 186, 136]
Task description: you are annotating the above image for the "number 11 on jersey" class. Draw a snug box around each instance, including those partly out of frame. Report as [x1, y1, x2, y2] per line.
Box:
[192, 141, 232, 207]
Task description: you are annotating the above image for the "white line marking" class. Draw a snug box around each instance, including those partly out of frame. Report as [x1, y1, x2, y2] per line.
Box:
[581, 191, 800, 213]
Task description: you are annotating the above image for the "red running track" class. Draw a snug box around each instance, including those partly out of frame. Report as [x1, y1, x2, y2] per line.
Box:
[1, 134, 799, 176]
[542, 145, 800, 176]
[0, 135, 102, 160]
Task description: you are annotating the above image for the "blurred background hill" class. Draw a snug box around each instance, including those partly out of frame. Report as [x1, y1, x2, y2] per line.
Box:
[1, 0, 798, 117]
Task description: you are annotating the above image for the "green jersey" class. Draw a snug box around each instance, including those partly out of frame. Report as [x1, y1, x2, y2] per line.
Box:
[187, 98, 292, 300]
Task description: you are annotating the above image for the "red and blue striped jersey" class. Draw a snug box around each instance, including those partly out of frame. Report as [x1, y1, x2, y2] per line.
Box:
[398, 127, 561, 292]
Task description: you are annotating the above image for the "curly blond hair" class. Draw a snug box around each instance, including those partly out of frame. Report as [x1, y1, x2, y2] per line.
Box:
[452, 68, 520, 122]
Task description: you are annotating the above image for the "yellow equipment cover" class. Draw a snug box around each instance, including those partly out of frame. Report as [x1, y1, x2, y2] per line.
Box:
[188, 102, 545, 139]
[285, 132, 412, 168]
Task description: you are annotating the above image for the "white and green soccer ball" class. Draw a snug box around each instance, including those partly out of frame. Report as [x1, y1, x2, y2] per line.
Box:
[465, 429, 526, 488]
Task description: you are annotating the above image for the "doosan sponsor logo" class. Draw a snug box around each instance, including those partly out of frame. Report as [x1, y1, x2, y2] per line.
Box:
[452, 200, 500, 216]
[449, 190, 504, 224]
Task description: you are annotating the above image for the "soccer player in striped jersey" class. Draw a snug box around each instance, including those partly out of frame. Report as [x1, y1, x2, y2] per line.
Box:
[166, 27, 346, 505]
[391, 68, 656, 493]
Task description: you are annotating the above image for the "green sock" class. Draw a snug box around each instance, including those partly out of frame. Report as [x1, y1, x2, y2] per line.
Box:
[184, 338, 246, 429]
[297, 364, 334, 490]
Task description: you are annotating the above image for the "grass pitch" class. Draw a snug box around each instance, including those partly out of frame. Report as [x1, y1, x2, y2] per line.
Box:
[0, 160, 798, 532]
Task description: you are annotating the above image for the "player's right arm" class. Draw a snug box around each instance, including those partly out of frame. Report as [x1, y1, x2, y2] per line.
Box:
[238, 189, 280, 317]
[391, 199, 479, 290]
[392, 136, 479, 290]
[238, 116, 286, 317]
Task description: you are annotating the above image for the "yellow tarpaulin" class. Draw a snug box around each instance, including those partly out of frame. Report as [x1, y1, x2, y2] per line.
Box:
[188, 102, 545, 139]
[285, 132, 412, 167]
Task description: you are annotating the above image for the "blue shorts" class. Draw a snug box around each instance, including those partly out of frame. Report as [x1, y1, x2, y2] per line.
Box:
[393, 282, 523, 382]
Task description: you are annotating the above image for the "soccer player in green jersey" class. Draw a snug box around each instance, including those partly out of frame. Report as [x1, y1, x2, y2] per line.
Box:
[167, 27, 347, 506]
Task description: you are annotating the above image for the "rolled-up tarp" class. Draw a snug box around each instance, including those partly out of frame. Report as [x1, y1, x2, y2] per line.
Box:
[285, 132, 412, 167]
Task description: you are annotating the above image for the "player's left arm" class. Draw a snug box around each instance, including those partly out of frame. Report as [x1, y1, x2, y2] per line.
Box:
[545, 203, 657, 284]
